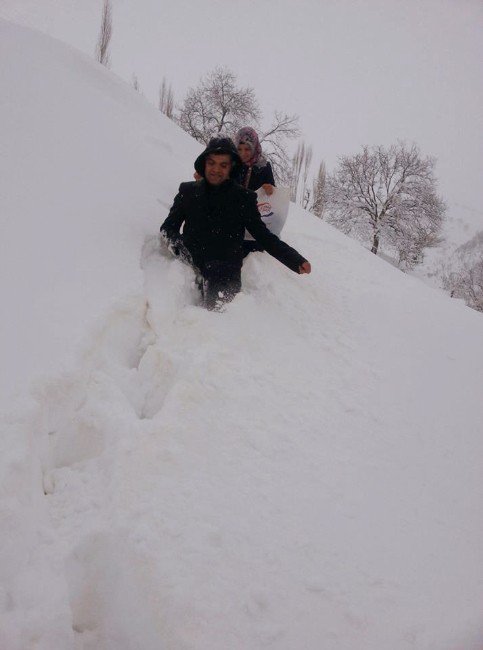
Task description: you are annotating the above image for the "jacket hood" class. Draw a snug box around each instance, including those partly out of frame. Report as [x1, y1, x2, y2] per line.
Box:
[194, 137, 242, 179]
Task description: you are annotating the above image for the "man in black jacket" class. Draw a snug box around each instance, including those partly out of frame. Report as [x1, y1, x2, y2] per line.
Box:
[160, 137, 311, 310]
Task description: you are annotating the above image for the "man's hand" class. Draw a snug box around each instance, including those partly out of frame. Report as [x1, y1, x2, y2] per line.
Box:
[262, 183, 275, 196]
[299, 261, 311, 274]
[166, 234, 183, 257]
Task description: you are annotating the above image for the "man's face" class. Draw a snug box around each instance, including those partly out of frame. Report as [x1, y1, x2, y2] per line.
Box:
[205, 153, 232, 185]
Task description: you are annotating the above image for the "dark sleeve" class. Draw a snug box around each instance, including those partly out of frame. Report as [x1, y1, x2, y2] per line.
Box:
[237, 164, 247, 187]
[244, 192, 307, 273]
[263, 161, 276, 187]
[160, 184, 186, 244]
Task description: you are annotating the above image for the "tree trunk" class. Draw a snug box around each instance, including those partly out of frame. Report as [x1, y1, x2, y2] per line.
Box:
[371, 231, 380, 255]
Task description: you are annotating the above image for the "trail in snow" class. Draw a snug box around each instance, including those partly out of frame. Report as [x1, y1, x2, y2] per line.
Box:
[35, 242, 196, 649]
[32, 240, 300, 649]
[33, 236, 343, 649]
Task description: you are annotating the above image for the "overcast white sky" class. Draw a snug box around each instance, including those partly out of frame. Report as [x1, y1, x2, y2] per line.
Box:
[2, 0, 482, 226]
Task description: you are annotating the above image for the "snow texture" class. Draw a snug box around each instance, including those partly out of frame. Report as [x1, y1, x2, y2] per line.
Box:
[1, 19, 483, 650]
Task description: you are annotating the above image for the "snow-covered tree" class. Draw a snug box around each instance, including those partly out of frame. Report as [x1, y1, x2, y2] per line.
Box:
[325, 143, 445, 269]
[289, 143, 326, 215]
[159, 77, 174, 119]
[311, 161, 327, 217]
[132, 73, 141, 93]
[95, 0, 112, 68]
[442, 231, 483, 313]
[290, 142, 312, 204]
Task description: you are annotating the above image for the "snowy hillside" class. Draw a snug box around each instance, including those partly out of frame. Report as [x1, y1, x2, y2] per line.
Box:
[0, 19, 201, 411]
[1, 19, 483, 650]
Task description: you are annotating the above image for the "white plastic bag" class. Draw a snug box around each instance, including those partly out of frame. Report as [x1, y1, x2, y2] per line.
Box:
[245, 186, 290, 240]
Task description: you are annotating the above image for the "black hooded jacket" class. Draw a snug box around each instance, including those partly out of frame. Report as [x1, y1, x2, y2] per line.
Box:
[194, 136, 243, 180]
[160, 178, 307, 273]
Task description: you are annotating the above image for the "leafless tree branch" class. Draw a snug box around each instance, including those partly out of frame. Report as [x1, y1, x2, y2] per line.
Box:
[176, 68, 299, 184]
[176, 67, 261, 145]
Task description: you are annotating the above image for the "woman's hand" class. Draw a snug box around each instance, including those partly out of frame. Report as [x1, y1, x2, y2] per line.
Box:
[262, 183, 274, 196]
[299, 261, 311, 274]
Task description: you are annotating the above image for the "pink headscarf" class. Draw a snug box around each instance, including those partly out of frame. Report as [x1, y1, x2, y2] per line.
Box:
[234, 127, 266, 167]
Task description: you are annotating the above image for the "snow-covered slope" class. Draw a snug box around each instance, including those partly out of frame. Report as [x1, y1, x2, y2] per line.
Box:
[0, 18, 201, 410]
[1, 19, 483, 650]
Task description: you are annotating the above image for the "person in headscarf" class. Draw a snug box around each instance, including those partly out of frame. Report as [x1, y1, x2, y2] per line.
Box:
[234, 127, 275, 195]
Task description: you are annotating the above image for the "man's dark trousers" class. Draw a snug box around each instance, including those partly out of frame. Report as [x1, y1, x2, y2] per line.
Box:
[174, 239, 242, 311]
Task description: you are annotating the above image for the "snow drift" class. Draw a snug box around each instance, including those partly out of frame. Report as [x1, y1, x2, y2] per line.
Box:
[1, 19, 483, 650]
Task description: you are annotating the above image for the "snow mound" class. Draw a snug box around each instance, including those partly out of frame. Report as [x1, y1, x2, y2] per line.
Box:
[1, 19, 483, 650]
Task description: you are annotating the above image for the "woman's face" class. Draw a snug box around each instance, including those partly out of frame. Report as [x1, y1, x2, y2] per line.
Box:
[237, 143, 252, 164]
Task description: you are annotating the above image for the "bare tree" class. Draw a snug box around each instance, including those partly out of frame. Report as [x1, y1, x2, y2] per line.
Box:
[177, 67, 261, 144]
[176, 67, 299, 184]
[159, 77, 174, 119]
[95, 0, 112, 67]
[442, 231, 483, 312]
[259, 112, 300, 185]
[443, 258, 483, 313]
[325, 143, 446, 269]
[132, 73, 141, 93]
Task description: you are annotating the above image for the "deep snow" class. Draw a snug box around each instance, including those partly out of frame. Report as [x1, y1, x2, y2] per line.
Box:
[1, 19, 483, 650]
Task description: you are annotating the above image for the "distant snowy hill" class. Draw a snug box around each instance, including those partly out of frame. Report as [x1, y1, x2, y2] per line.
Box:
[1, 19, 483, 650]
